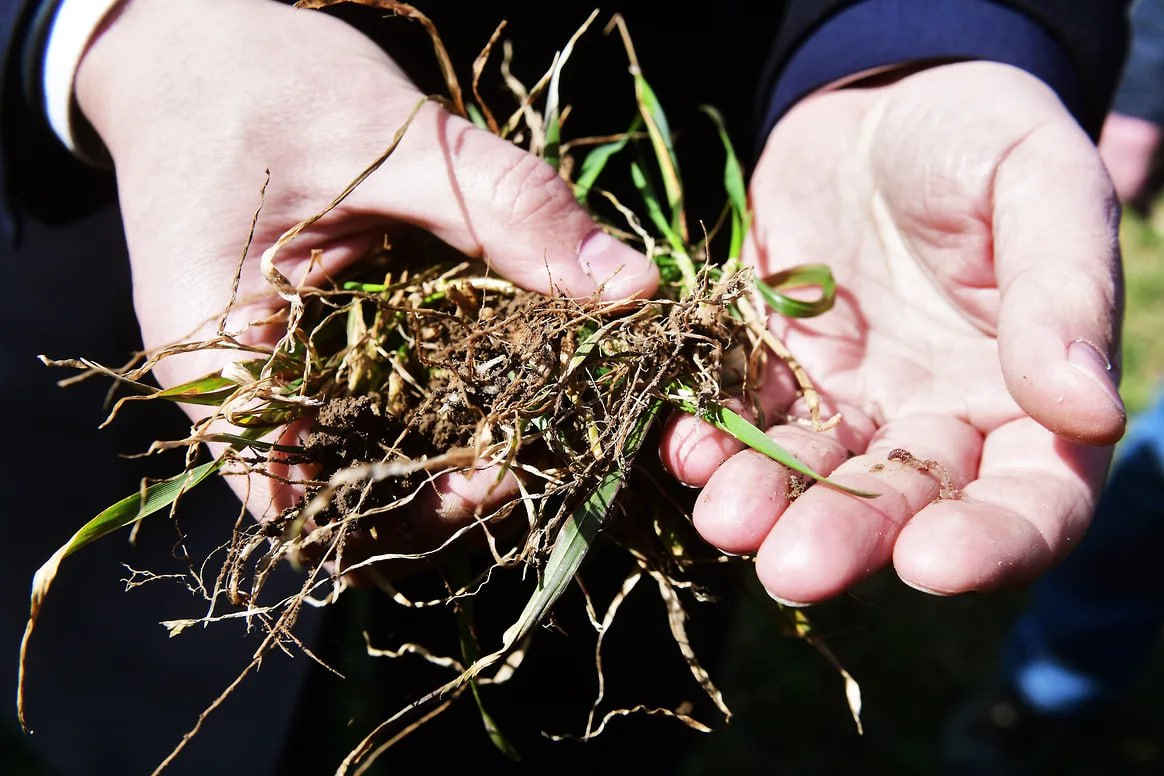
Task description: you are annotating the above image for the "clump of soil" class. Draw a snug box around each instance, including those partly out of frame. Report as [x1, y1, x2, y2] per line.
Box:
[274, 248, 750, 570]
[214, 238, 759, 769]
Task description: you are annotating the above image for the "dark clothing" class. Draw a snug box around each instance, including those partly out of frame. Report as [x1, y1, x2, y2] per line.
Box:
[0, 1, 1133, 240]
[0, 211, 320, 775]
[760, 0, 1126, 143]
[1113, 0, 1164, 124]
[0, 1, 1134, 774]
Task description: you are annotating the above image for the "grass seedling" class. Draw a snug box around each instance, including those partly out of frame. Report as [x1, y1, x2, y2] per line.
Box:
[20, 4, 872, 772]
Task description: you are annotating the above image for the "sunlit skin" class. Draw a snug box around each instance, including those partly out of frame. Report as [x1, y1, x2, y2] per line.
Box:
[77, 3, 1124, 601]
[1098, 111, 1164, 211]
[660, 62, 1125, 604]
[76, 0, 658, 531]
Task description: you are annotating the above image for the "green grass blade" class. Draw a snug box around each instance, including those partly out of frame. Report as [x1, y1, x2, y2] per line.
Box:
[450, 558, 521, 761]
[19, 459, 223, 731]
[699, 105, 751, 261]
[498, 400, 661, 652]
[466, 672, 521, 761]
[755, 263, 838, 318]
[343, 280, 387, 292]
[565, 320, 624, 378]
[502, 469, 624, 650]
[629, 151, 696, 289]
[630, 159, 695, 287]
[152, 374, 242, 406]
[466, 103, 488, 129]
[573, 140, 622, 203]
[630, 160, 678, 247]
[634, 73, 686, 241]
[348, 448, 639, 763]
[573, 115, 641, 203]
[672, 398, 877, 499]
[68, 461, 221, 559]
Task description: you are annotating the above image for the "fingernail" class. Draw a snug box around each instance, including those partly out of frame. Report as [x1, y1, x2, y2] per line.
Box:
[1067, 339, 1125, 414]
[577, 230, 658, 301]
[766, 589, 812, 608]
[899, 577, 952, 596]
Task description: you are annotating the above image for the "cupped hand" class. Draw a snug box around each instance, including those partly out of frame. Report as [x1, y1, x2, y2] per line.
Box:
[74, 0, 657, 536]
[661, 61, 1126, 605]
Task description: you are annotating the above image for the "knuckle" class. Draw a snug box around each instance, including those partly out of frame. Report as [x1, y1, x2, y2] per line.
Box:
[487, 150, 577, 230]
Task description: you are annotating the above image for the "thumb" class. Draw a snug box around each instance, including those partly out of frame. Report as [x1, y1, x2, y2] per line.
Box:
[993, 119, 1127, 446]
[362, 102, 659, 301]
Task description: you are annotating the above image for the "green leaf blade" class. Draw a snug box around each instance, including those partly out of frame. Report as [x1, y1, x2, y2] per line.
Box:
[755, 263, 838, 319]
[699, 105, 751, 260]
[62, 461, 223, 558]
[19, 459, 224, 731]
[672, 399, 877, 499]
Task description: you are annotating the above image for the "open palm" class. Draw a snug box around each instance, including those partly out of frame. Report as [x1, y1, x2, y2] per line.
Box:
[661, 62, 1126, 605]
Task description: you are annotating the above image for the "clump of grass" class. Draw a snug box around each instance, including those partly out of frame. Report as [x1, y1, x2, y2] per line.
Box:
[19, 3, 871, 772]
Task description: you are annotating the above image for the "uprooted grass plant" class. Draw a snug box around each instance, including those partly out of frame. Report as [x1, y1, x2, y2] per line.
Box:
[19, 4, 875, 773]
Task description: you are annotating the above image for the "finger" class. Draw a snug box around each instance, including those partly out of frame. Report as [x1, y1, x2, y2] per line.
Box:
[659, 352, 803, 487]
[751, 414, 981, 605]
[659, 409, 748, 488]
[992, 120, 1126, 446]
[363, 104, 659, 302]
[893, 417, 1112, 594]
[329, 462, 522, 582]
[692, 420, 855, 556]
[423, 464, 523, 524]
[397, 462, 523, 550]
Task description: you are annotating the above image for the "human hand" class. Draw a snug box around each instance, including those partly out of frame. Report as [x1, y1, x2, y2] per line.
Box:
[660, 61, 1125, 605]
[73, 0, 657, 543]
[1097, 110, 1164, 212]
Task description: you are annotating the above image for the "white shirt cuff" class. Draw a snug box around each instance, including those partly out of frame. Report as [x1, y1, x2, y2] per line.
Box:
[42, 0, 124, 162]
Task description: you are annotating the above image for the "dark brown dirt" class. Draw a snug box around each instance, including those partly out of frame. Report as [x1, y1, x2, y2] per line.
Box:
[289, 256, 750, 551]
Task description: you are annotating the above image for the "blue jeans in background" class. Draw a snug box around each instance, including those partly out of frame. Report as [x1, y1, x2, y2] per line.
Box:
[1002, 387, 1164, 715]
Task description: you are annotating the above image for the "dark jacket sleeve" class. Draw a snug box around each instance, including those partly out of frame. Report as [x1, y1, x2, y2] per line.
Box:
[1, 0, 49, 241]
[1, 0, 113, 244]
[0, 0, 1134, 241]
[761, 0, 1131, 142]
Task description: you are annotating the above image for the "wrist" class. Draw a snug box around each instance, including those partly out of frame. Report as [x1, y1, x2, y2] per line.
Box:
[73, 0, 402, 164]
[75, 0, 274, 158]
